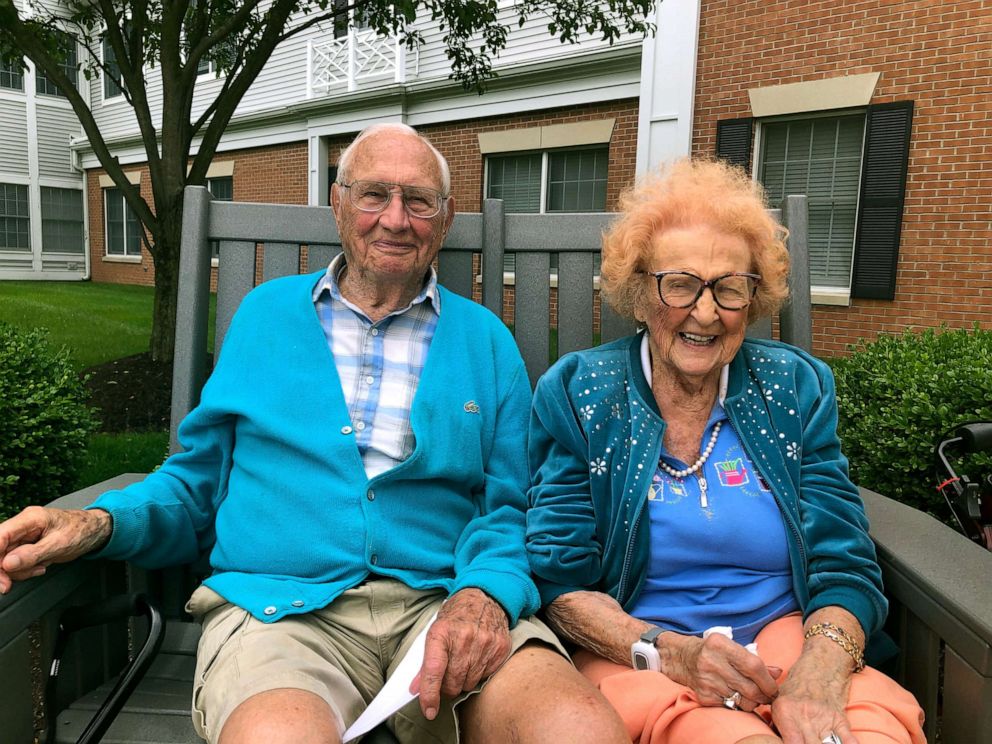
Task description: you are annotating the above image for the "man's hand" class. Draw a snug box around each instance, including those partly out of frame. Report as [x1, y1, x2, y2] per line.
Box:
[412, 587, 511, 720]
[0, 507, 113, 594]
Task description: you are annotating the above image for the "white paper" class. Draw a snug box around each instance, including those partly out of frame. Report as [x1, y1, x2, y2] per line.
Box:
[342, 613, 437, 742]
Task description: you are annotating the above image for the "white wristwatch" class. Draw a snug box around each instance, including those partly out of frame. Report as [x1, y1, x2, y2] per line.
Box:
[630, 626, 664, 671]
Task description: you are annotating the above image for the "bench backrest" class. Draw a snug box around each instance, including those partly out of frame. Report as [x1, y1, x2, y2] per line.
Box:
[173, 186, 811, 453]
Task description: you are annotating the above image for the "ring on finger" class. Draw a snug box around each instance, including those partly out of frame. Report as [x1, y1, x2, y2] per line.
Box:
[722, 690, 742, 710]
[821, 734, 842, 744]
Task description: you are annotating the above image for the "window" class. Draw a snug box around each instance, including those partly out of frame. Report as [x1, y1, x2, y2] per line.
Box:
[102, 35, 125, 99]
[0, 55, 23, 91]
[333, 0, 369, 39]
[41, 187, 84, 253]
[36, 34, 77, 97]
[104, 187, 141, 256]
[486, 147, 609, 271]
[486, 148, 608, 214]
[0, 184, 30, 251]
[759, 114, 865, 289]
[207, 176, 233, 201]
[717, 101, 913, 301]
[207, 176, 233, 259]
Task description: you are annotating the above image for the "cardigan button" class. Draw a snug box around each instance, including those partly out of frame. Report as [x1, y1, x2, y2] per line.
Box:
[341, 426, 353, 435]
[367, 489, 375, 501]
[291, 600, 304, 608]
[263, 606, 277, 616]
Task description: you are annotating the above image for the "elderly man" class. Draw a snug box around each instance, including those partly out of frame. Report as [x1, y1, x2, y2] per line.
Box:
[0, 124, 628, 744]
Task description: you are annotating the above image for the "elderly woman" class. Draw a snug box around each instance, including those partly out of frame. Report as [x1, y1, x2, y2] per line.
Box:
[526, 160, 925, 744]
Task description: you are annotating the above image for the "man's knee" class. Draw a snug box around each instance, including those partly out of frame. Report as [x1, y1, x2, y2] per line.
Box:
[218, 688, 341, 744]
[463, 645, 630, 743]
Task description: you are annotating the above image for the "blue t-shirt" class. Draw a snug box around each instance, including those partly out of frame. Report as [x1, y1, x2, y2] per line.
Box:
[629, 402, 799, 644]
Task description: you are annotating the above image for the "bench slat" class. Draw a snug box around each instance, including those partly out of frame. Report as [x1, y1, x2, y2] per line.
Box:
[513, 252, 551, 388]
[557, 252, 595, 358]
[215, 240, 256, 353]
[261, 243, 301, 282]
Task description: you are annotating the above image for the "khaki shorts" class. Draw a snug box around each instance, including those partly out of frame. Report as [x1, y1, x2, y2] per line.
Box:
[186, 578, 565, 743]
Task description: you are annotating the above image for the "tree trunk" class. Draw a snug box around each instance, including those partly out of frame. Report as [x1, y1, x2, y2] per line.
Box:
[149, 229, 181, 363]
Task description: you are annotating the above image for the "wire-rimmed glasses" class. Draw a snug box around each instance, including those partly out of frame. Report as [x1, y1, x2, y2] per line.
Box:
[338, 180, 445, 219]
[642, 270, 762, 310]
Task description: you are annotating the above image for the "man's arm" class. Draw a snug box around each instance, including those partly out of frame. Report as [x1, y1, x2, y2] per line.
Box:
[415, 340, 537, 718]
[0, 506, 112, 593]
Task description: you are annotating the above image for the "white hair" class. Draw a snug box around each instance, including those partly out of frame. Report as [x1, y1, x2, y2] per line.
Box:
[336, 123, 451, 196]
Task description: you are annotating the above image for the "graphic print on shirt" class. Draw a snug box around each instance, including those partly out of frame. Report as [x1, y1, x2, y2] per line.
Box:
[648, 471, 688, 504]
[714, 456, 750, 487]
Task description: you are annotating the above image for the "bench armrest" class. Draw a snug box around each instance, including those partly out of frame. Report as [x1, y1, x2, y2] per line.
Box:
[862, 487, 992, 744]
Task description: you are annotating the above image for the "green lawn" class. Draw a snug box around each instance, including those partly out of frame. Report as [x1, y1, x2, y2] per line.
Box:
[0, 280, 215, 369]
[0, 280, 215, 490]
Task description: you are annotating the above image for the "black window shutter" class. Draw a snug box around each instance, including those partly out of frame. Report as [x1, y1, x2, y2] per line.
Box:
[851, 101, 914, 300]
[716, 118, 754, 173]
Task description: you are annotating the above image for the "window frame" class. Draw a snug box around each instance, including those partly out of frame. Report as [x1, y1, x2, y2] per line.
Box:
[483, 145, 610, 216]
[103, 187, 142, 258]
[0, 55, 24, 92]
[40, 186, 85, 254]
[35, 32, 78, 98]
[0, 182, 31, 252]
[754, 108, 868, 304]
[101, 29, 128, 102]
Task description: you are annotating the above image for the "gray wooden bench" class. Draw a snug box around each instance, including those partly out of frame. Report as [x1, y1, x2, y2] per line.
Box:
[1, 187, 990, 743]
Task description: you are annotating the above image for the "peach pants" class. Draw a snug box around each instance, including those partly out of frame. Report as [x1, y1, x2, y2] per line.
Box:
[576, 615, 926, 744]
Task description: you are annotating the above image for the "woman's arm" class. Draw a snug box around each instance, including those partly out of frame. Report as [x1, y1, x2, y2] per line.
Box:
[545, 590, 654, 666]
[547, 591, 780, 710]
[772, 606, 866, 744]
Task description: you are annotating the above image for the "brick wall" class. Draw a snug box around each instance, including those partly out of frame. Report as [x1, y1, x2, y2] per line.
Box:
[87, 141, 309, 287]
[693, 0, 992, 357]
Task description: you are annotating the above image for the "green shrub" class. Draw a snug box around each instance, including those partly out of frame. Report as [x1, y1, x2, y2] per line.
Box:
[0, 322, 97, 520]
[831, 326, 992, 522]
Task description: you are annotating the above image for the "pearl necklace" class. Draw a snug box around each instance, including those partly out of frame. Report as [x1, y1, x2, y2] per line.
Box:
[659, 421, 723, 479]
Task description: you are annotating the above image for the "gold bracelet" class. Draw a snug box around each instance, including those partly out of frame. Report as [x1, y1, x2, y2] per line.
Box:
[804, 622, 865, 672]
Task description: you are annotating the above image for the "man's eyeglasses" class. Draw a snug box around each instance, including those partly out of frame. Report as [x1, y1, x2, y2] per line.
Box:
[641, 270, 762, 311]
[338, 180, 445, 219]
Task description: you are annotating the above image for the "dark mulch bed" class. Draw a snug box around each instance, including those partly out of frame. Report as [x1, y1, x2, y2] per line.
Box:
[83, 352, 175, 433]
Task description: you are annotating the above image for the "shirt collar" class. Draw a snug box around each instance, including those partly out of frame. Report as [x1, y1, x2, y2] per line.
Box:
[312, 253, 441, 316]
[640, 331, 729, 405]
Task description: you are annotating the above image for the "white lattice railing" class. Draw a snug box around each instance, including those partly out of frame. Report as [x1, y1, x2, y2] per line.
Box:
[308, 28, 413, 95]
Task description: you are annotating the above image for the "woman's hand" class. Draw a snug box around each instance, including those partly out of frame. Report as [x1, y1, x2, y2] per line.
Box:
[771, 644, 856, 744]
[771, 607, 865, 744]
[659, 631, 781, 712]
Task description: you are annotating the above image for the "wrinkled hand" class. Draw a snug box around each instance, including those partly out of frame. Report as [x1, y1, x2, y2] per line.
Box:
[0, 506, 112, 594]
[662, 632, 781, 712]
[772, 647, 857, 744]
[412, 587, 511, 720]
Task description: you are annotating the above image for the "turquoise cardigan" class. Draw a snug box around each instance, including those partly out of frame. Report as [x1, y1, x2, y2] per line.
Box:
[526, 333, 887, 637]
[90, 271, 540, 625]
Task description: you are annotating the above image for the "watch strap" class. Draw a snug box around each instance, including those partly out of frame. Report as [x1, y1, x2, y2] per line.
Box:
[640, 626, 664, 645]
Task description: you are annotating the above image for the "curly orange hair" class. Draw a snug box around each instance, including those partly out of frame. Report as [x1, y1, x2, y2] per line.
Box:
[601, 158, 790, 323]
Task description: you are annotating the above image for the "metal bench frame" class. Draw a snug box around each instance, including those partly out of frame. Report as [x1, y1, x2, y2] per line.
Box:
[2, 188, 990, 742]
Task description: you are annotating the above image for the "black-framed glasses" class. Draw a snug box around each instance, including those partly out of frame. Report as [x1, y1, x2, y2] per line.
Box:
[338, 180, 445, 219]
[642, 270, 762, 310]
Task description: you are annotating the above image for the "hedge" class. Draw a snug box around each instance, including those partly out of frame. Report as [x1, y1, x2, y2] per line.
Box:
[0, 322, 97, 521]
[831, 325, 992, 522]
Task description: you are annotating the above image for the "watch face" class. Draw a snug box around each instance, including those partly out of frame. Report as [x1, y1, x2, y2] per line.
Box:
[630, 640, 661, 672]
[632, 650, 654, 671]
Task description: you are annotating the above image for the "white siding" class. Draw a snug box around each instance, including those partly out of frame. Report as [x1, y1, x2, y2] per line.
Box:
[84, 1, 644, 146]
[0, 99, 30, 175]
[36, 103, 82, 177]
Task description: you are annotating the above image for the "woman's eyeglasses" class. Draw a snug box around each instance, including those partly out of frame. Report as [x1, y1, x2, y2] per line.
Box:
[641, 270, 762, 310]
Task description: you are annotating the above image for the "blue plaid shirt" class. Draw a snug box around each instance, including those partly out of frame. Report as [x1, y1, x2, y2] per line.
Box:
[312, 254, 440, 478]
